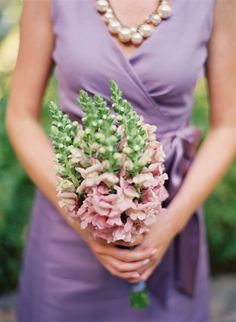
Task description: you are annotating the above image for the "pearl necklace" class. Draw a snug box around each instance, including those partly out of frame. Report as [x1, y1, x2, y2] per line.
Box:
[95, 0, 172, 45]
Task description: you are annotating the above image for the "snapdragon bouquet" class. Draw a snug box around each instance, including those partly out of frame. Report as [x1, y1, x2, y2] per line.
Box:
[49, 80, 169, 309]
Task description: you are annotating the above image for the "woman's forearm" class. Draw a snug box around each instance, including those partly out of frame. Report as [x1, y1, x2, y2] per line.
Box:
[6, 113, 90, 241]
[167, 125, 236, 234]
[7, 115, 57, 206]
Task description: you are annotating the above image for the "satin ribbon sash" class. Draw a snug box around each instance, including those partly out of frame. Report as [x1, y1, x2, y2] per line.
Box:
[148, 124, 203, 305]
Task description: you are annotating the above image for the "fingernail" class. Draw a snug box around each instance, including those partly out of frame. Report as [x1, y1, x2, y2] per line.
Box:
[151, 249, 157, 255]
[142, 259, 150, 265]
[132, 273, 140, 278]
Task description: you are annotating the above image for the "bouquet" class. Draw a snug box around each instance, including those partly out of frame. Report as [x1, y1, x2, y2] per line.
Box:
[49, 80, 169, 309]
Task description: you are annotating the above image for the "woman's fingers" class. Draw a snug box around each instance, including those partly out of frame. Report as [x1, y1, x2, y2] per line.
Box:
[137, 254, 161, 275]
[100, 255, 143, 281]
[126, 276, 141, 283]
[107, 255, 151, 273]
[117, 270, 141, 281]
[99, 244, 156, 263]
[139, 266, 154, 282]
[95, 252, 157, 283]
[89, 238, 158, 283]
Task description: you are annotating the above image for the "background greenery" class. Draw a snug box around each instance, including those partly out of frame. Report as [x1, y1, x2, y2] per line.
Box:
[0, 0, 235, 294]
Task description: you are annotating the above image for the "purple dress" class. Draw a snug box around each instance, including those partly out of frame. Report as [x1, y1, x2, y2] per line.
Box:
[17, 0, 215, 321]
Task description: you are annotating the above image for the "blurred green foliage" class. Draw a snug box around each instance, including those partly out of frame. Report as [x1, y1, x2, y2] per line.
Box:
[0, 74, 58, 293]
[0, 0, 235, 294]
[0, 83, 33, 292]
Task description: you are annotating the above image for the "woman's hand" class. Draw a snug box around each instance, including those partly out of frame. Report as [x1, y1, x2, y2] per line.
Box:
[133, 208, 180, 282]
[86, 235, 156, 283]
[62, 209, 155, 283]
[65, 205, 179, 283]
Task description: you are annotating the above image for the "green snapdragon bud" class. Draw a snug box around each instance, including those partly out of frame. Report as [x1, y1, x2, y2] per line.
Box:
[109, 80, 149, 177]
[49, 101, 81, 187]
[76, 90, 121, 172]
[133, 145, 140, 152]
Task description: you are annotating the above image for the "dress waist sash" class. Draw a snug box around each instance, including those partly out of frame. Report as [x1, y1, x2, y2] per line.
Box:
[148, 123, 203, 306]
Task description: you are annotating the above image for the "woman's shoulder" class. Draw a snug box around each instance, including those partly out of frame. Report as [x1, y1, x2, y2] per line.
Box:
[208, 0, 236, 40]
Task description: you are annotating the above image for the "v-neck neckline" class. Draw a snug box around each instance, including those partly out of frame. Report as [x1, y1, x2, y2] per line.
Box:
[94, 0, 175, 63]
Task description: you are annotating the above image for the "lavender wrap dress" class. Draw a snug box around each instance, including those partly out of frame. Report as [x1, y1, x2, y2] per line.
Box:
[17, 0, 215, 321]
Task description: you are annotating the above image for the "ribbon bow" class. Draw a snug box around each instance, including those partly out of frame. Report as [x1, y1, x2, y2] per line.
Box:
[160, 124, 202, 199]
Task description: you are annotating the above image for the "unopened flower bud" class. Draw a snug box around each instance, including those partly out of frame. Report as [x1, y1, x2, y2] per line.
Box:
[65, 124, 72, 131]
[110, 125, 116, 132]
[106, 146, 113, 152]
[102, 160, 110, 169]
[95, 132, 105, 141]
[51, 126, 59, 136]
[110, 135, 117, 143]
[133, 145, 140, 152]
[65, 136, 71, 143]
[61, 179, 75, 191]
[62, 117, 68, 125]
[123, 146, 132, 154]
[138, 154, 151, 166]
[99, 146, 106, 154]
[54, 164, 65, 174]
[136, 120, 142, 126]
[124, 159, 133, 170]
[113, 152, 122, 160]
[90, 142, 100, 150]
[56, 153, 63, 160]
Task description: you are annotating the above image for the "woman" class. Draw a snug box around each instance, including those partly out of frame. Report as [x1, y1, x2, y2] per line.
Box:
[6, 0, 236, 321]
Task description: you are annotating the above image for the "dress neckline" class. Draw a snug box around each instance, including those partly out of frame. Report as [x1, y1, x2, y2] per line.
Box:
[94, 0, 175, 62]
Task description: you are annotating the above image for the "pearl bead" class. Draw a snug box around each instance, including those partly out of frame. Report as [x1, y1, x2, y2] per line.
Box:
[106, 8, 113, 14]
[104, 11, 113, 23]
[96, 0, 109, 13]
[131, 32, 143, 45]
[158, 3, 172, 19]
[118, 27, 131, 43]
[151, 14, 162, 26]
[108, 19, 121, 34]
[139, 24, 153, 38]
[130, 27, 137, 34]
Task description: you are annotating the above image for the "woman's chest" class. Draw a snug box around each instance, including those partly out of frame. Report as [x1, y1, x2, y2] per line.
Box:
[52, 0, 214, 104]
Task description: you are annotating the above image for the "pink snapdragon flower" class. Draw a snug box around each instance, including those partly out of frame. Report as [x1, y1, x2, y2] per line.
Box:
[56, 176, 78, 213]
[74, 162, 169, 243]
